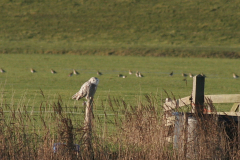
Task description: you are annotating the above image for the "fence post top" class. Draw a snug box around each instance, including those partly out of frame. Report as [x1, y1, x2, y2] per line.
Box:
[194, 74, 206, 78]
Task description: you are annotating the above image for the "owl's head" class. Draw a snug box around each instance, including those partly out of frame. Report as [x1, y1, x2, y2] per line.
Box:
[89, 77, 99, 85]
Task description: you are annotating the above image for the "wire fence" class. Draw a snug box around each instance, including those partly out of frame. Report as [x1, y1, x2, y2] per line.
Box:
[2, 110, 122, 116]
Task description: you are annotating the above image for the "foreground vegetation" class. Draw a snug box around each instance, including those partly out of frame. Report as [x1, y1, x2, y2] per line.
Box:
[1, 93, 239, 159]
[1, 0, 240, 57]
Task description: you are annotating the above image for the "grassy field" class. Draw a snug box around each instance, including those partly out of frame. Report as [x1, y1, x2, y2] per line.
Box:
[1, 54, 240, 113]
[0, 0, 240, 57]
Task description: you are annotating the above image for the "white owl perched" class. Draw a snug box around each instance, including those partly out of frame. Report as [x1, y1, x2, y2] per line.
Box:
[72, 77, 99, 100]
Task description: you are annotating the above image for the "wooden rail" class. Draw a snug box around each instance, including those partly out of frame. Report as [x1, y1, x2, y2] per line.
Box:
[163, 94, 240, 111]
[163, 96, 191, 111]
[164, 75, 240, 113]
[164, 94, 240, 111]
[206, 94, 240, 103]
[164, 75, 240, 157]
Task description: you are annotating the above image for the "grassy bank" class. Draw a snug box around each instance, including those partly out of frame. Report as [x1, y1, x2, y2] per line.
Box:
[1, 0, 240, 57]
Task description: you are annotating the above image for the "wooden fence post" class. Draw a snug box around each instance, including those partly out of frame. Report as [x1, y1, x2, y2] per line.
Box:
[238, 106, 240, 149]
[84, 98, 94, 160]
[183, 113, 188, 159]
[191, 75, 205, 114]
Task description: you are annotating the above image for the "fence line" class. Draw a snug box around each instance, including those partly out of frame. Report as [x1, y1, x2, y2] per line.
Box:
[2, 110, 123, 116]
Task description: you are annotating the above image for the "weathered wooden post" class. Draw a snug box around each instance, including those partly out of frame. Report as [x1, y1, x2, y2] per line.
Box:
[187, 75, 205, 158]
[183, 113, 188, 159]
[169, 74, 206, 158]
[238, 106, 240, 149]
[84, 98, 94, 160]
[191, 75, 205, 114]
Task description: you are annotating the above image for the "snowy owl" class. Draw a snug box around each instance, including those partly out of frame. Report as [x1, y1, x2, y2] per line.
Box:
[72, 77, 99, 100]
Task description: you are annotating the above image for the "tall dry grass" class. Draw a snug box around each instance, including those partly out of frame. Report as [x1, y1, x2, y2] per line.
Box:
[0, 92, 239, 159]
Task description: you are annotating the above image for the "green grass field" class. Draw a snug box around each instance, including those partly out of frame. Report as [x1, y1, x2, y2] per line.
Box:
[1, 54, 240, 113]
[1, 0, 240, 57]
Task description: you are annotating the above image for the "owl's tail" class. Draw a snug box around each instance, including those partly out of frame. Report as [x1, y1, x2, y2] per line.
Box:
[72, 92, 81, 100]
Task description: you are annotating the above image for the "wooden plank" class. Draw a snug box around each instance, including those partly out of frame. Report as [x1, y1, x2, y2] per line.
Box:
[164, 94, 240, 112]
[166, 112, 240, 119]
[205, 94, 240, 103]
[230, 103, 240, 112]
[163, 96, 191, 111]
[215, 112, 240, 116]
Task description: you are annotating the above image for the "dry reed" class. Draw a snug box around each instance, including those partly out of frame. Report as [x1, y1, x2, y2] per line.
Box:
[0, 92, 239, 159]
